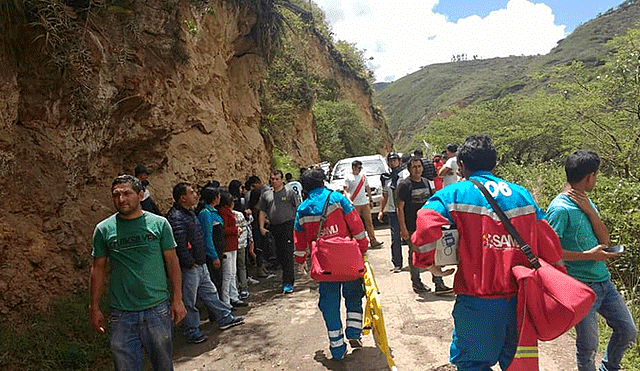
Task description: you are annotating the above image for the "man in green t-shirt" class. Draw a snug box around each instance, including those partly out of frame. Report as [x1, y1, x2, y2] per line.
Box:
[90, 175, 186, 371]
[546, 150, 636, 371]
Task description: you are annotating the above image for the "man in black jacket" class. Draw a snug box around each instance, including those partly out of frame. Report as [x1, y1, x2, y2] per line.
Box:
[135, 165, 162, 215]
[166, 182, 244, 344]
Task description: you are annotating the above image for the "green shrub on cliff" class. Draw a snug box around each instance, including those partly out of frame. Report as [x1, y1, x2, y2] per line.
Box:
[313, 100, 382, 164]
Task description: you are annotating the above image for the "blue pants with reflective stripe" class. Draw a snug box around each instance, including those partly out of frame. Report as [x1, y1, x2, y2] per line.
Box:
[318, 279, 365, 358]
[450, 295, 517, 371]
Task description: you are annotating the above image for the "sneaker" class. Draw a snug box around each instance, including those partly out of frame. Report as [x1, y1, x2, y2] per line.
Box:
[219, 316, 244, 330]
[186, 331, 208, 344]
[331, 344, 347, 361]
[239, 291, 250, 299]
[231, 300, 249, 307]
[412, 283, 431, 293]
[435, 284, 454, 295]
[370, 241, 384, 249]
[348, 338, 363, 348]
[247, 277, 259, 285]
[283, 284, 294, 294]
[391, 266, 402, 273]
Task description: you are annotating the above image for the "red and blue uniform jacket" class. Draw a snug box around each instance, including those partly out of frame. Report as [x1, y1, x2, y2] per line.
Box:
[412, 171, 564, 298]
[294, 187, 369, 264]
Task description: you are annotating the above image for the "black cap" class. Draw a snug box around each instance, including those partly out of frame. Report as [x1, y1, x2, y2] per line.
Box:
[387, 152, 400, 161]
[134, 165, 150, 177]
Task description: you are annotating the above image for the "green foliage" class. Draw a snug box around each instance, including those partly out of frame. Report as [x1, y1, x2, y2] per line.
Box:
[375, 56, 538, 149]
[544, 27, 640, 180]
[415, 91, 572, 164]
[271, 147, 299, 177]
[333, 40, 375, 88]
[498, 163, 640, 369]
[0, 292, 111, 370]
[184, 20, 198, 37]
[260, 2, 380, 165]
[313, 100, 382, 164]
[494, 162, 565, 207]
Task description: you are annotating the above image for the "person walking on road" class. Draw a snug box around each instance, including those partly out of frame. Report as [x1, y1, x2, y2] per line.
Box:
[90, 175, 186, 371]
[546, 150, 637, 371]
[412, 135, 564, 370]
[294, 168, 369, 361]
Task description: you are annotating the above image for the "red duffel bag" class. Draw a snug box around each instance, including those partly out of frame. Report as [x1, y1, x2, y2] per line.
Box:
[310, 236, 366, 282]
[512, 259, 595, 340]
[309, 191, 365, 282]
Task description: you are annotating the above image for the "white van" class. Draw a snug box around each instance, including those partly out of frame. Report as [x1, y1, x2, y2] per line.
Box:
[328, 154, 390, 214]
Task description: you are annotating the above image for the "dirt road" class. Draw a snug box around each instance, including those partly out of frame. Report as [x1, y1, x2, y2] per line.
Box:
[173, 227, 578, 370]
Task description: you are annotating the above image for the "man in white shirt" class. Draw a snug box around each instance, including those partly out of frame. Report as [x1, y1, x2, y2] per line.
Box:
[439, 144, 459, 187]
[344, 160, 383, 248]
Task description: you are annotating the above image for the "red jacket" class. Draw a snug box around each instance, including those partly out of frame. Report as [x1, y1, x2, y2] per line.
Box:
[412, 172, 563, 298]
[294, 188, 368, 264]
[219, 206, 239, 252]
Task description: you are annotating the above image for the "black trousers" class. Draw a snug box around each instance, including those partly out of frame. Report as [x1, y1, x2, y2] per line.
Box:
[269, 220, 295, 286]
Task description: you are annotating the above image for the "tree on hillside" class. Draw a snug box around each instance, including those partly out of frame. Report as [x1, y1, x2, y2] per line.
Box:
[549, 27, 640, 180]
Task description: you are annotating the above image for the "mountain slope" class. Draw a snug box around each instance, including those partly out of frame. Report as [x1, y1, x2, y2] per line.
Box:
[376, 0, 640, 149]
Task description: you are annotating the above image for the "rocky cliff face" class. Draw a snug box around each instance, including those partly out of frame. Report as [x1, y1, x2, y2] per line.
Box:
[0, 0, 389, 317]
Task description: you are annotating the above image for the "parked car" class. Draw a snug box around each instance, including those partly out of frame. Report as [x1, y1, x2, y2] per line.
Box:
[328, 154, 390, 215]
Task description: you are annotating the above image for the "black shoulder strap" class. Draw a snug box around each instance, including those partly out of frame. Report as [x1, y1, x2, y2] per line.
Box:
[316, 190, 333, 239]
[421, 178, 433, 195]
[470, 179, 541, 269]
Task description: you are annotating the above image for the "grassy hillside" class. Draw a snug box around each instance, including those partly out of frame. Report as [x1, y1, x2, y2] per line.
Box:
[377, 0, 640, 150]
[376, 56, 536, 147]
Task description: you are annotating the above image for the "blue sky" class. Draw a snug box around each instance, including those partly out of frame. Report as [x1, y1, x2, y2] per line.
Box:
[434, 0, 623, 33]
[313, 0, 628, 82]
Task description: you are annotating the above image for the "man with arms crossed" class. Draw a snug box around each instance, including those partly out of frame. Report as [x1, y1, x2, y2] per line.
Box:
[438, 144, 459, 187]
[546, 150, 636, 371]
[90, 175, 186, 371]
[412, 135, 564, 370]
[378, 152, 404, 273]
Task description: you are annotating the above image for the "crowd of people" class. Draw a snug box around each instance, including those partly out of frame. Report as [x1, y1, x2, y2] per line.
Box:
[89, 135, 637, 371]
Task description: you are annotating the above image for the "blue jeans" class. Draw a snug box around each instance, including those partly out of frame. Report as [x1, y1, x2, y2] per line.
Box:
[388, 212, 403, 268]
[109, 300, 173, 371]
[318, 280, 365, 358]
[450, 295, 517, 371]
[182, 264, 233, 335]
[575, 279, 637, 371]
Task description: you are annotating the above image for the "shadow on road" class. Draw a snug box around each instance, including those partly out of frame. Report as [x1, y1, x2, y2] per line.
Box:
[314, 347, 391, 370]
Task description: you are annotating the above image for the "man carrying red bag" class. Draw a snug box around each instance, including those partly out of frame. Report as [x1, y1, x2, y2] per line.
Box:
[293, 168, 369, 361]
[412, 135, 564, 370]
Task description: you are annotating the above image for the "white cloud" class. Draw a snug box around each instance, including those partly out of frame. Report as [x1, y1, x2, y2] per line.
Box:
[313, 0, 566, 82]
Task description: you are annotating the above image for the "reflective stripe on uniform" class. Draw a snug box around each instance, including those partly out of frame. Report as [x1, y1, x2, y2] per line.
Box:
[346, 320, 363, 330]
[354, 231, 366, 240]
[513, 345, 538, 358]
[347, 312, 363, 320]
[451, 203, 536, 223]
